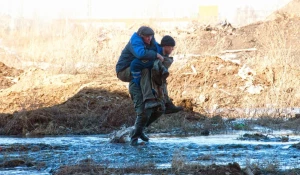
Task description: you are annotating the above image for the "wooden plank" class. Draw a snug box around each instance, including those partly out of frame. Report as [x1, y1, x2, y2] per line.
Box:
[221, 48, 257, 53]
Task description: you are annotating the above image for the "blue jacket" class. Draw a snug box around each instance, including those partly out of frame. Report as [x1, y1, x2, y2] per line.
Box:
[116, 32, 162, 73]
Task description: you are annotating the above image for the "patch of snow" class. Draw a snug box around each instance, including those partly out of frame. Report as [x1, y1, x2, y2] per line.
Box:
[238, 64, 256, 80]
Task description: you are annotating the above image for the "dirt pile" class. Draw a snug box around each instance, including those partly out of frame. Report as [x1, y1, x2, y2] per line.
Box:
[164, 2, 300, 116]
[167, 55, 300, 115]
[0, 63, 137, 135]
[172, 1, 300, 59]
[0, 62, 23, 89]
[0, 67, 91, 113]
[268, 0, 300, 20]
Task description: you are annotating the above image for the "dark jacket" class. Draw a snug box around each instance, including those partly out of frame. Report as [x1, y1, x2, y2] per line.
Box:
[116, 32, 162, 73]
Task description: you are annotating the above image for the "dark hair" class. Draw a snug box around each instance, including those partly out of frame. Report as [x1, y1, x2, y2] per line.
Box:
[161, 35, 175, 46]
[137, 26, 154, 36]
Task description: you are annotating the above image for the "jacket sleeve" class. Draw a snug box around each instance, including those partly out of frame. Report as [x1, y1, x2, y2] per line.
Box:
[129, 35, 157, 60]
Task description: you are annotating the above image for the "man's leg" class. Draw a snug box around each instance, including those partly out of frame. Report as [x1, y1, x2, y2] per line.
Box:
[129, 81, 144, 116]
[129, 81, 151, 145]
[130, 112, 149, 145]
[162, 81, 183, 114]
[161, 57, 183, 114]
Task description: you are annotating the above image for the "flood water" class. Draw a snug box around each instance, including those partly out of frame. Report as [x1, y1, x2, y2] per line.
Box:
[0, 130, 299, 175]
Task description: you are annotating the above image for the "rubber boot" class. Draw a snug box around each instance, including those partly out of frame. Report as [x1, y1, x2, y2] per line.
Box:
[139, 108, 160, 142]
[140, 132, 149, 142]
[130, 114, 148, 146]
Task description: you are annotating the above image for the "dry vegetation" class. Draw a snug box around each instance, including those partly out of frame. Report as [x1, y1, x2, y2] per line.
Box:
[0, 0, 300, 136]
[1, 2, 300, 175]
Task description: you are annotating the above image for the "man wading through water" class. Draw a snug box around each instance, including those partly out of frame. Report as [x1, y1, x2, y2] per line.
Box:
[115, 26, 182, 146]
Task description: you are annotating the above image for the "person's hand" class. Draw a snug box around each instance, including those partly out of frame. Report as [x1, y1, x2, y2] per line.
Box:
[157, 53, 164, 62]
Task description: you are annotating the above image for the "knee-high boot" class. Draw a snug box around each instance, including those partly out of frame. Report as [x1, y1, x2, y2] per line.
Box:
[130, 113, 148, 146]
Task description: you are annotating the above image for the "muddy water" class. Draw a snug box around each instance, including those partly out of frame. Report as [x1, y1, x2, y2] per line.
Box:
[0, 131, 299, 175]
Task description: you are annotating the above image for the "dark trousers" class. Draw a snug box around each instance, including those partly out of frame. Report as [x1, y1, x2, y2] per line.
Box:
[117, 67, 155, 102]
[129, 81, 163, 139]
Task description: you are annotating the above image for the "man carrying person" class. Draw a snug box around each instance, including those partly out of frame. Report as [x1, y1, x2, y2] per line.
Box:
[153, 35, 182, 114]
[115, 26, 182, 146]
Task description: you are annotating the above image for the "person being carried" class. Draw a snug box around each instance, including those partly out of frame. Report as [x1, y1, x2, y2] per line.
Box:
[130, 40, 169, 88]
[116, 26, 163, 109]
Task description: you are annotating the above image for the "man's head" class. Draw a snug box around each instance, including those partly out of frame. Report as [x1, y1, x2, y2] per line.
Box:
[161, 35, 175, 55]
[137, 26, 154, 45]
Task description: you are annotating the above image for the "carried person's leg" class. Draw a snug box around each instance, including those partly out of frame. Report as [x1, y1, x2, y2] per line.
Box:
[130, 58, 154, 86]
[140, 68, 161, 109]
[130, 59, 161, 109]
[117, 67, 131, 82]
[146, 110, 164, 127]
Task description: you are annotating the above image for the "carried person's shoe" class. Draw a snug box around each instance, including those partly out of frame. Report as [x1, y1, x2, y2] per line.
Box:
[145, 99, 161, 109]
[140, 132, 149, 142]
[165, 102, 183, 114]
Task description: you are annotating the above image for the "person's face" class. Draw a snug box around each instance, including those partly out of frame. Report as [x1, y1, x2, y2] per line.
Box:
[163, 46, 174, 55]
[141, 35, 153, 45]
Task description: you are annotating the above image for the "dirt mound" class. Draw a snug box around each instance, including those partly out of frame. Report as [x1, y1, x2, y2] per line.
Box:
[167, 56, 300, 115]
[0, 62, 23, 89]
[0, 65, 135, 135]
[0, 67, 91, 113]
[176, 4, 300, 58]
[0, 65, 130, 113]
[268, 0, 300, 20]
[168, 56, 251, 113]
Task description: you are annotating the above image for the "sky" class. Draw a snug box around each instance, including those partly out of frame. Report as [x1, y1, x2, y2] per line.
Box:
[0, 0, 293, 24]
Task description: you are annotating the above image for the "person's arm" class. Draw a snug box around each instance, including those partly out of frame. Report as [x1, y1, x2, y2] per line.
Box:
[154, 41, 164, 62]
[157, 53, 164, 62]
[129, 37, 157, 60]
